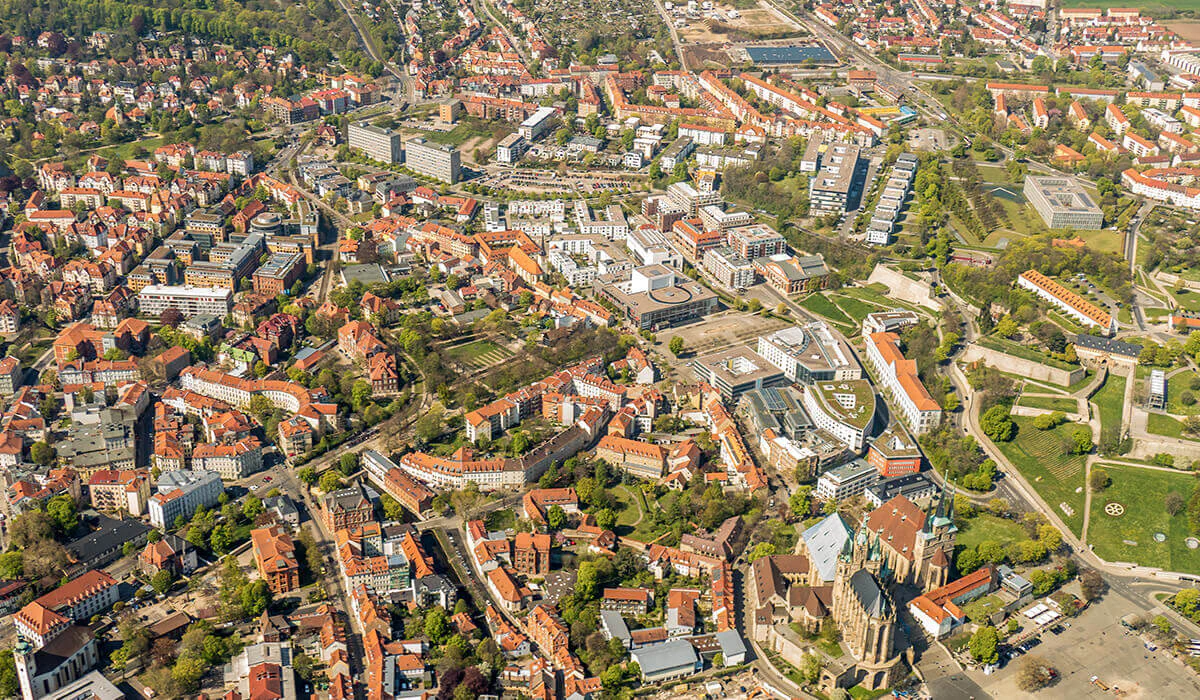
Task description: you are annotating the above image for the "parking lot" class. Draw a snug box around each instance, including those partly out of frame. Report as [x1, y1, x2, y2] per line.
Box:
[976, 590, 1200, 699]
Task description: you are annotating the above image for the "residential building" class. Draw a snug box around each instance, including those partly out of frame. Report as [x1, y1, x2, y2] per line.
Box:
[348, 122, 402, 163]
[251, 526, 300, 595]
[147, 469, 223, 529]
[404, 138, 461, 183]
[809, 144, 861, 215]
[137, 285, 233, 318]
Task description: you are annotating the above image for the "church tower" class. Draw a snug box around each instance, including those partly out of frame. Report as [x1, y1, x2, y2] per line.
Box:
[914, 485, 958, 591]
[830, 527, 904, 690]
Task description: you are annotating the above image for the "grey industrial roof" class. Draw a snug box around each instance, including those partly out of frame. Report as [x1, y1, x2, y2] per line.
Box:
[632, 639, 699, 675]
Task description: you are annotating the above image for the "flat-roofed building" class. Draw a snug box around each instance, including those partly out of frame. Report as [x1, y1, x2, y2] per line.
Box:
[496, 133, 526, 164]
[404, 137, 461, 183]
[867, 423, 922, 477]
[691, 347, 787, 403]
[815, 458, 878, 501]
[757, 323, 861, 384]
[518, 106, 557, 141]
[702, 246, 756, 290]
[348, 121, 403, 163]
[801, 379, 876, 451]
[138, 285, 234, 318]
[1023, 175, 1104, 230]
[252, 251, 304, 295]
[597, 265, 718, 330]
[809, 144, 861, 215]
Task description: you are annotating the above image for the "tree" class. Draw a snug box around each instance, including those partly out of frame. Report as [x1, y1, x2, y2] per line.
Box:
[1070, 427, 1093, 455]
[30, 441, 56, 466]
[319, 471, 344, 493]
[1078, 568, 1105, 601]
[790, 486, 813, 517]
[242, 496, 264, 520]
[668, 336, 685, 356]
[297, 467, 318, 487]
[46, 495, 78, 535]
[980, 406, 1016, 442]
[380, 494, 405, 521]
[1167, 491, 1186, 516]
[339, 452, 360, 475]
[547, 505, 566, 530]
[424, 607, 449, 643]
[1032, 411, 1065, 430]
[1016, 655, 1055, 692]
[748, 542, 776, 561]
[151, 569, 174, 595]
[0, 551, 22, 579]
[1089, 468, 1110, 491]
[969, 625, 999, 665]
[594, 508, 617, 531]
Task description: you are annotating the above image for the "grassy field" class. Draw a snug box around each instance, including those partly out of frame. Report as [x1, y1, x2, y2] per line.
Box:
[1017, 395, 1080, 413]
[1171, 288, 1200, 313]
[997, 417, 1088, 536]
[956, 513, 1030, 552]
[1088, 464, 1200, 574]
[830, 294, 884, 326]
[443, 340, 513, 369]
[1092, 373, 1127, 431]
[1147, 413, 1190, 440]
[798, 293, 853, 327]
[1168, 371, 1200, 415]
[1073, 229, 1126, 256]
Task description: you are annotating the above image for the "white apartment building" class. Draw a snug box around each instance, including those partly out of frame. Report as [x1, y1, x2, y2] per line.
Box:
[138, 285, 233, 318]
[148, 469, 223, 529]
[815, 460, 878, 501]
[863, 332, 943, 435]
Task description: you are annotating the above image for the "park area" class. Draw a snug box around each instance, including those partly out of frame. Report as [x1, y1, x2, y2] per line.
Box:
[1087, 464, 1200, 574]
[996, 417, 1087, 536]
[442, 339, 514, 370]
[1016, 395, 1080, 413]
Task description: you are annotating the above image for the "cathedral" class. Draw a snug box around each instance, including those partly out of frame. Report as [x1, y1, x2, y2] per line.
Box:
[751, 487, 959, 693]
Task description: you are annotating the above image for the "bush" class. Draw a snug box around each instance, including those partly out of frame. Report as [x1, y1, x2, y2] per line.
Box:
[1088, 468, 1110, 491]
[1032, 411, 1066, 430]
[1183, 391, 1197, 406]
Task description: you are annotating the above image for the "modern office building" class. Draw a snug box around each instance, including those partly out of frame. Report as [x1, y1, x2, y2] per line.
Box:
[597, 265, 718, 330]
[348, 121, 403, 163]
[148, 469, 223, 529]
[137, 285, 233, 318]
[1023, 175, 1104, 229]
[801, 379, 876, 452]
[815, 459, 878, 501]
[405, 137, 461, 183]
[757, 323, 862, 384]
[702, 246, 756, 290]
[691, 347, 787, 403]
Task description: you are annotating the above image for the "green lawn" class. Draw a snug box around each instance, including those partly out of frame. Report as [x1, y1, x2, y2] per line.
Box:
[956, 513, 1030, 552]
[1088, 464, 1200, 574]
[1168, 371, 1200, 415]
[1067, 370, 1096, 395]
[443, 340, 513, 368]
[830, 294, 884, 325]
[798, 293, 853, 327]
[1172, 288, 1200, 313]
[1147, 413, 1190, 440]
[997, 417, 1088, 536]
[1017, 395, 1080, 413]
[1092, 373, 1127, 432]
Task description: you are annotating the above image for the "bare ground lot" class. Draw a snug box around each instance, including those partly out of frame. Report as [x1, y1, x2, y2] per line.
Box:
[660, 310, 792, 380]
[1166, 21, 1200, 43]
[677, 5, 800, 43]
[682, 44, 736, 68]
[974, 588, 1200, 699]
